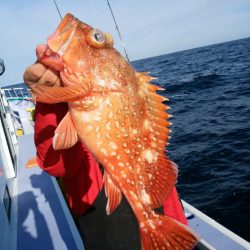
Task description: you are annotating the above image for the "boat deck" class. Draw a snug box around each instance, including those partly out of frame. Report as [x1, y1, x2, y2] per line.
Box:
[15, 134, 83, 250]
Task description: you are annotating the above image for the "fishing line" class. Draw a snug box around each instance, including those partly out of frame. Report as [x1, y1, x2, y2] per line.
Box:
[53, 0, 63, 20]
[106, 0, 130, 62]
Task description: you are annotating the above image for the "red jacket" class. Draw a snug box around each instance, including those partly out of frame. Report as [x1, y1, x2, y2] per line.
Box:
[34, 102, 187, 225]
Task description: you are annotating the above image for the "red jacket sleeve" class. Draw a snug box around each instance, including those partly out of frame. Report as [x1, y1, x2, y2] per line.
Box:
[34, 102, 70, 176]
[163, 187, 188, 225]
[34, 102, 103, 215]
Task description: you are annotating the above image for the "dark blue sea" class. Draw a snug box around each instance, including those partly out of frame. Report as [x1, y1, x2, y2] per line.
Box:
[133, 37, 250, 242]
[6, 38, 250, 242]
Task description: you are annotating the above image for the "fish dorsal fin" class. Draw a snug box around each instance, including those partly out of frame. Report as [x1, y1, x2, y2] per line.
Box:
[53, 111, 78, 150]
[31, 81, 92, 104]
[134, 72, 178, 208]
[104, 171, 122, 215]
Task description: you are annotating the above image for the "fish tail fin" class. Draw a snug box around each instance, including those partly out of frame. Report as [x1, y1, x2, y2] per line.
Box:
[140, 214, 199, 250]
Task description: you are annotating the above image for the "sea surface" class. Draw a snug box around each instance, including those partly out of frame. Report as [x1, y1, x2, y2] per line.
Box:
[4, 38, 250, 242]
[132, 37, 250, 242]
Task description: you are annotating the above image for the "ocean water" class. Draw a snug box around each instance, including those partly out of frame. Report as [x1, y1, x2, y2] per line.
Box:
[4, 38, 250, 242]
[132, 37, 250, 241]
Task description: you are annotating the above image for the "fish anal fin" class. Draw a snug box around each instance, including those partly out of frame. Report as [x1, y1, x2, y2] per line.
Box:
[32, 83, 92, 104]
[104, 171, 122, 215]
[53, 112, 78, 150]
[150, 159, 178, 208]
[135, 158, 177, 209]
[140, 214, 199, 250]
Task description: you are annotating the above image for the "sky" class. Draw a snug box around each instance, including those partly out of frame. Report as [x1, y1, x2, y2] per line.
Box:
[0, 0, 250, 86]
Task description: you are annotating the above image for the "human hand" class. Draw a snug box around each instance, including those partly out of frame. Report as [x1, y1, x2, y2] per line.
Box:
[23, 63, 62, 89]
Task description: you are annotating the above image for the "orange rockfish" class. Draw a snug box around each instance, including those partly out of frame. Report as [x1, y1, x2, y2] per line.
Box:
[33, 13, 199, 249]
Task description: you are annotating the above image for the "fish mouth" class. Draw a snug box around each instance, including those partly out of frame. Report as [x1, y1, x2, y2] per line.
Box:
[36, 13, 78, 72]
[36, 44, 63, 72]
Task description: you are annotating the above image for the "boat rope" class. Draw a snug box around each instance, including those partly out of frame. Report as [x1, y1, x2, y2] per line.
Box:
[106, 0, 130, 62]
[52, 0, 63, 20]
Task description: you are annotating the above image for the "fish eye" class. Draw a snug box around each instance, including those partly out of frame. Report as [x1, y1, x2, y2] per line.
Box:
[94, 31, 105, 43]
[86, 29, 106, 48]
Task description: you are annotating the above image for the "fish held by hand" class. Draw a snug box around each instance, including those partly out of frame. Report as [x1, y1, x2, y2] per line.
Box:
[32, 13, 199, 249]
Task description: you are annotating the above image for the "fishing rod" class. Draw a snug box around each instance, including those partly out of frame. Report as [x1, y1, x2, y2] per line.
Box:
[53, 0, 63, 20]
[106, 0, 130, 62]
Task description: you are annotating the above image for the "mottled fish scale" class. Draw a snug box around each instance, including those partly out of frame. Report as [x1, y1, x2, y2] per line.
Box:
[119, 72, 176, 209]
[33, 13, 199, 250]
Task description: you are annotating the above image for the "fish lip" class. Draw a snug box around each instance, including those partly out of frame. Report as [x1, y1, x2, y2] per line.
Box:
[36, 15, 78, 72]
[36, 44, 47, 61]
[47, 14, 78, 55]
[36, 44, 64, 72]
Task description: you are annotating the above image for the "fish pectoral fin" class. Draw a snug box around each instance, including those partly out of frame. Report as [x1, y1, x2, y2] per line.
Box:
[104, 171, 122, 215]
[32, 84, 92, 104]
[140, 214, 199, 250]
[53, 112, 78, 150]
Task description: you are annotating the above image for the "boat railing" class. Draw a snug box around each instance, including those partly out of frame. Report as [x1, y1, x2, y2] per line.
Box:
[2, 87, 32, 100]
[0, 89, 19, 178]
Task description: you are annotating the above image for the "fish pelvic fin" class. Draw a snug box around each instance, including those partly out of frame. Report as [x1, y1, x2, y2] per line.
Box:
[53, 111, 78, 150]
[140, 213, 199, 250]
[104, 171, 122, 215]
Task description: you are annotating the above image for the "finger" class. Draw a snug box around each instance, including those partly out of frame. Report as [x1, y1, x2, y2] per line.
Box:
[24, 63, 47, 86]
[38, 67, 61, 87]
